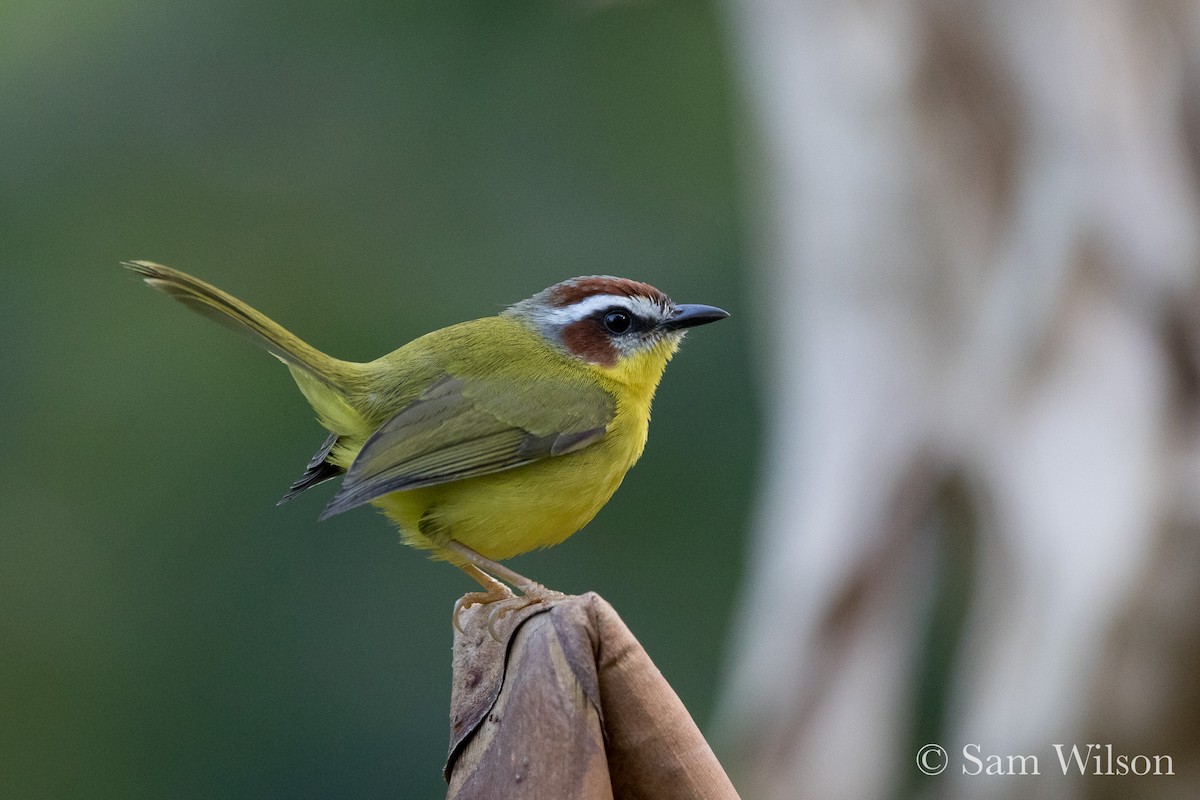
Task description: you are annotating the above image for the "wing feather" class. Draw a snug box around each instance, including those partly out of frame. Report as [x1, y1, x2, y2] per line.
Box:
[319, 375, 612, 518]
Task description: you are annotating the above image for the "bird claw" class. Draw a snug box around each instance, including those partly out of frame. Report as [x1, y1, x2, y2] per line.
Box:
[483, 583, 568, 639]
[515, 581, 567, 605]
[453, 587, 515, 634]
[453, 582, 568, 640]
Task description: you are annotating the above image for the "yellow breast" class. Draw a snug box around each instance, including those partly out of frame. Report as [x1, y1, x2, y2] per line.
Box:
[373, 336, 676, 562]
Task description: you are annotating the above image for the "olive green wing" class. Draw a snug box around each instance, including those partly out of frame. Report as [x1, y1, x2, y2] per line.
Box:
[318, 374, 614, 519]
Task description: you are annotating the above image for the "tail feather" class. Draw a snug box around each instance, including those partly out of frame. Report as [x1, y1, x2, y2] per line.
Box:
[277, 432, 344, 504]
[123, 260, 352, 388]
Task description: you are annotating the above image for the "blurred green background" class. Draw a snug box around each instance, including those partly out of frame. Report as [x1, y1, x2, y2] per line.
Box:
[1, 2, 756, 797]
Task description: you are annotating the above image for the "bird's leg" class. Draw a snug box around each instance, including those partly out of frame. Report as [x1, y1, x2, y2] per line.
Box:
[444, 540, 566, 602]
[452, 564, 515, 634]
[445, 540, 567, 637]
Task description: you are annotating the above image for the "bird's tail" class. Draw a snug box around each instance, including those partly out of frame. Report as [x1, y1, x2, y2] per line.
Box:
[124, 260, 365, 434]
[124, 260, 354, 383]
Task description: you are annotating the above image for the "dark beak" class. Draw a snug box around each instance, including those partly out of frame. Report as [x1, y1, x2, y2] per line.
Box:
[661, 303, 730, 331]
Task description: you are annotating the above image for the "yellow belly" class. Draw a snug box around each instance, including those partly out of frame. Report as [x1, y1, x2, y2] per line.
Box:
[373, 413, 646, 562]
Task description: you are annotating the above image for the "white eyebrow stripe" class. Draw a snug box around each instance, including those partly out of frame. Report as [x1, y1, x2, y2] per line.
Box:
[542, 294, 636, 324]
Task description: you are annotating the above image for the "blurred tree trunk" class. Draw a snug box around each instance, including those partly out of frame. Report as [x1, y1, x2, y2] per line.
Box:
[716, 1, 1200, 798]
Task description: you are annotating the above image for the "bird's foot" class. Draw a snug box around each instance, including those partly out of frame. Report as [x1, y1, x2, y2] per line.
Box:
[453, 584, 516, 634]
[482, 582, 568, 639]
[515, 581, 568, 604]
[446, 541, 568, 639]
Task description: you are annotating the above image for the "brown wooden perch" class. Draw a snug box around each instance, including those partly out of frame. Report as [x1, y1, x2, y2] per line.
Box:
[445, 592, 740, 799]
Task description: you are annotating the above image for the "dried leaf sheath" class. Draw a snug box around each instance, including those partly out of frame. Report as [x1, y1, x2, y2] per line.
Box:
[446, 593, 740, 800]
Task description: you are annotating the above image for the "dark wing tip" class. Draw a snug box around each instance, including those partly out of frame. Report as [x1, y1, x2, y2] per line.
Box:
[318, 491, 354, 521]
[318, 472, 415, 520]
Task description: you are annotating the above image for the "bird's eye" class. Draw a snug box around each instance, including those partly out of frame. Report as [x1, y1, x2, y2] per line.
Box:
[603, 310, 632, 334]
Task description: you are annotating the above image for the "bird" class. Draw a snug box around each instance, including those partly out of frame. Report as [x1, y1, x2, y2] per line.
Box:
[124, 261, 728, 628]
